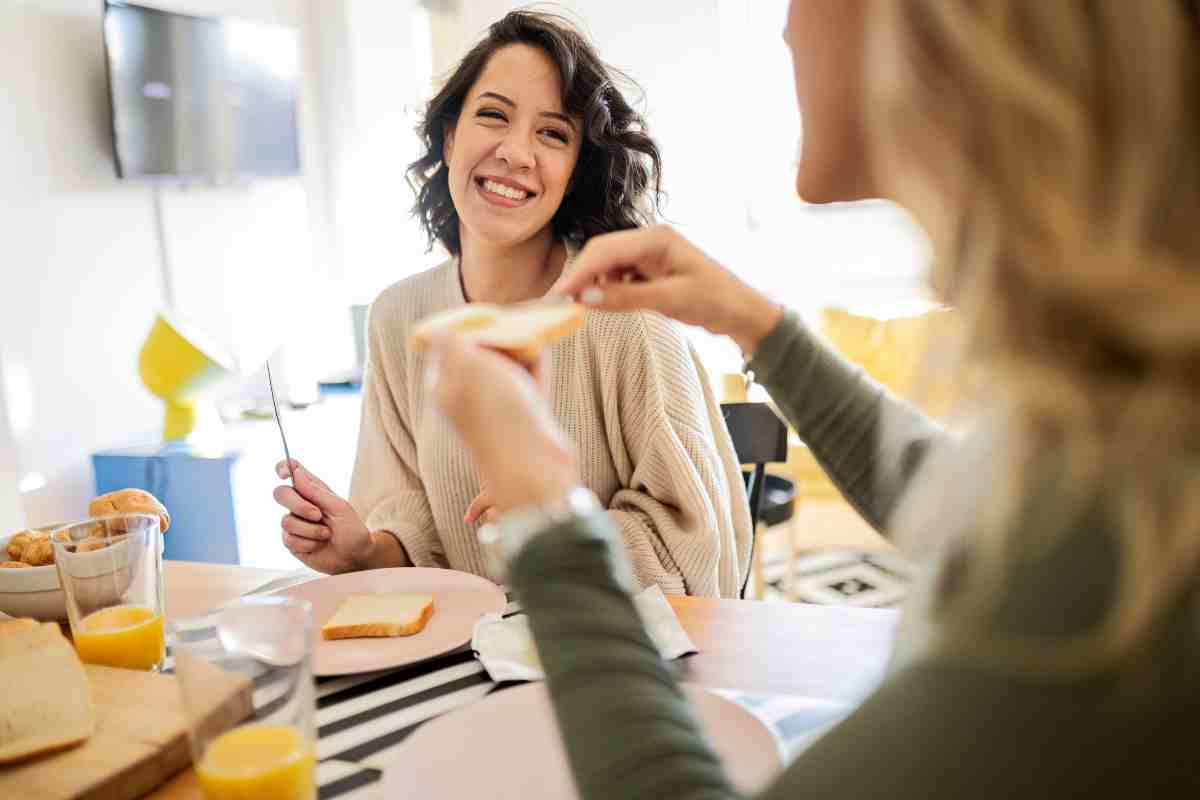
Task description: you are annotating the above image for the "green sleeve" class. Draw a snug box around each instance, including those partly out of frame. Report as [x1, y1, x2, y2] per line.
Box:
[510, 513, 1188, 800]
[746, 310, 946, 532]
[510, 514, 738, 799]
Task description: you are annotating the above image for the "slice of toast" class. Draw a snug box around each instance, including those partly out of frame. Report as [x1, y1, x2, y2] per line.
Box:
[0, 620, 95, 764]
[320, 593, 435, 641]
[410, 303, 585, 364]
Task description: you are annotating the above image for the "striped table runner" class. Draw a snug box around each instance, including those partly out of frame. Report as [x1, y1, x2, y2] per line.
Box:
[168, 592, 846, 799]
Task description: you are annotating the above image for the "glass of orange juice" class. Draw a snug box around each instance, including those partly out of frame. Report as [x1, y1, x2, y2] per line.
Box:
[173, 597, 316, 800]
[52, 513, 166, 671]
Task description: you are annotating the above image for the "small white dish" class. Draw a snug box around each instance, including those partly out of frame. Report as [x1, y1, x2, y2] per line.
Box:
[0, 521, 144, 620]
[0, 524, 69, 620]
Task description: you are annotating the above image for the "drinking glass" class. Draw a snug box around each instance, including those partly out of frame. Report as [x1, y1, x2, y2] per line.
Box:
[173, 596, 316, 800]
[52, 513, 166, 671]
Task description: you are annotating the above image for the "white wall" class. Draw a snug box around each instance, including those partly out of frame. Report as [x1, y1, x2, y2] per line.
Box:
[0, 0, 335, 528]
[0, 360, 25, 532]
[321, 0, 439, 306]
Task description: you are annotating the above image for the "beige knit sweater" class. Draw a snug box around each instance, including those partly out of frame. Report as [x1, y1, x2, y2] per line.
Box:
[348, 249, 752, 597]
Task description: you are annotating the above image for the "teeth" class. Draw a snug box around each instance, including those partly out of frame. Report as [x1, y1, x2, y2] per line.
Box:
[482, 179, 529, 201]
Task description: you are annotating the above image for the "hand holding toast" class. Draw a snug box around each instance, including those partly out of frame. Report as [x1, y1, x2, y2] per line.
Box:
[555, 225, 784, 355]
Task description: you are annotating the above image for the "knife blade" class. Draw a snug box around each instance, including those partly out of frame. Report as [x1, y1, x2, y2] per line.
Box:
[266, 361, 296, 486]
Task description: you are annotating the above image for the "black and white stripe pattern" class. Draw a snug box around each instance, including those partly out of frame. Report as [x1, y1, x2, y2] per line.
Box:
[164, 589, 528, 798]
[170, 588, 831, 797]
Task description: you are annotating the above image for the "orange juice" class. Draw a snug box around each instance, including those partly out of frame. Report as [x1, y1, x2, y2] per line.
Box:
[196, 725, 316, 800]
[73, 604, 165, 671]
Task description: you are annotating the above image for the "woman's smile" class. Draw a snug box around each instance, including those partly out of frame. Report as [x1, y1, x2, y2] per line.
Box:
[474, 175, 537, 208]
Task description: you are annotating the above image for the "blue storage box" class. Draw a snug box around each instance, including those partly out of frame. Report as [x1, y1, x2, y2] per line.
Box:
[92, 442, 241, 563]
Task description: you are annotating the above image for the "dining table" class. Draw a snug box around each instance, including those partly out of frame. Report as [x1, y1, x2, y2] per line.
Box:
[150, 560, 899, 800]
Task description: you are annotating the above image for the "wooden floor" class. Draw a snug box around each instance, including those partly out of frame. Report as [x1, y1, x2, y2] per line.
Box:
[749, 501, 901, 605]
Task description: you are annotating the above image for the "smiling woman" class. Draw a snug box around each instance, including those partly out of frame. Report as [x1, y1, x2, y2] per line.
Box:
[408, 13, 662, 258]
[269, 11, 753, 599]
[439, 47, 584, 262]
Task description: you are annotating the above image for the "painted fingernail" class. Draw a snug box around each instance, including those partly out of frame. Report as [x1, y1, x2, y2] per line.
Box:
[581, 287, 604, 304]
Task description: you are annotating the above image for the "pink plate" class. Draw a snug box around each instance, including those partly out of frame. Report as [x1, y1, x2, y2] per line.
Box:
[383, 682, 784, 799]
[276, 568, 506, 676]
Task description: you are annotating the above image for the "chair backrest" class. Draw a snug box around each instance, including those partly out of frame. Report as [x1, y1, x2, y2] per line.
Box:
[721, 402, 789, 598]
[722, 402, 789, 467]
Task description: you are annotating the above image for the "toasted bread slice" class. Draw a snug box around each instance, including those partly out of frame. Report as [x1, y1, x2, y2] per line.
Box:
[0, 620, 95, 765]
[410, 303, 585, 364]
[320, 593, 435, 640]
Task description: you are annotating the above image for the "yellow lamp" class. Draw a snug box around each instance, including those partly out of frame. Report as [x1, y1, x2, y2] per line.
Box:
[138, 313, 235, 441]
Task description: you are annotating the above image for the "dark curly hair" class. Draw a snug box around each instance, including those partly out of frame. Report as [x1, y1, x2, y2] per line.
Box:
[407, 11, 665, 255]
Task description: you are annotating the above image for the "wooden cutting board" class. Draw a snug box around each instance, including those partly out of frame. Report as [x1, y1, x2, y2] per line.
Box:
[0, 664, 250, 800]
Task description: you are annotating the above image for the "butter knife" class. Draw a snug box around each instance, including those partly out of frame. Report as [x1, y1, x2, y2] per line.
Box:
[266, 361, 296, 486]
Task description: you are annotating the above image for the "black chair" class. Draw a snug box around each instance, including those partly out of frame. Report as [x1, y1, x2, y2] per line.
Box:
[721, 402, 793, 598]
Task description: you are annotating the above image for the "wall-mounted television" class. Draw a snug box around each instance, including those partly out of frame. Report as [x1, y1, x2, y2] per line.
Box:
[103, 1, 301, 180]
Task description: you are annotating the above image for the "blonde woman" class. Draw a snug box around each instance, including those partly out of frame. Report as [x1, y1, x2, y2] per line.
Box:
[428, 0, 1200, 797]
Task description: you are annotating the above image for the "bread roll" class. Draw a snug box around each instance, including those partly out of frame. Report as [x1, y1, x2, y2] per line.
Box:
[20, 538, 53, 566]
[0, 620, 95, 764]
[74, 537, 109, 553]
[0, 561, 31, 569]
[6, 531, 35, 561]
[410, 303, 585, 365]
[89, 489, 171, 534]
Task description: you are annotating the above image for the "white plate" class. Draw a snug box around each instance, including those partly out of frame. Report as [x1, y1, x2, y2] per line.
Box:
[384, 682, 783, 799]
[275, 568, 507, 676]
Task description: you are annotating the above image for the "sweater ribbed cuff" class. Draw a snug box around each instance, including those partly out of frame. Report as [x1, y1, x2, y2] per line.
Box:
[363, 503, 428, 567]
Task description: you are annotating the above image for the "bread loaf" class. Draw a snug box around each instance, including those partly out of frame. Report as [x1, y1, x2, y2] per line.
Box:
[0, 620, 95, 764]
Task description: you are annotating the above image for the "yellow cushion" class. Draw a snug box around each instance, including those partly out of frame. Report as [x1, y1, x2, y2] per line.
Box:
[788, 307, 961, 502]
[821, 306, 960, 417]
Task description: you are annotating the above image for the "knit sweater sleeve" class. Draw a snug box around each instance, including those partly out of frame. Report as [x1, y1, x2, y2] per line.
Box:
[747, 309, 946, 533]
[347, 295, 441, 567]
[591, 312, 753, 598]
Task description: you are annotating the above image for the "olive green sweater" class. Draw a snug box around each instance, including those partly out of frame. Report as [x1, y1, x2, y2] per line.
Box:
[508, 310, 1200, 799]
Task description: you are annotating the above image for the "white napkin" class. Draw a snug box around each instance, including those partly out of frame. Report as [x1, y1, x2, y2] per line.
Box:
[471, 585, 697, 682]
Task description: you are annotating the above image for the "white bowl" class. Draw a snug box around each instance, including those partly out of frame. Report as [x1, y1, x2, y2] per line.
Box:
[0, 523, 139, 621]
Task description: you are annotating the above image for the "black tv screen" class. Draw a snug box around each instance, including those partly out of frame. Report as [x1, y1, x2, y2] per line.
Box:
[103, 1, 301, 180]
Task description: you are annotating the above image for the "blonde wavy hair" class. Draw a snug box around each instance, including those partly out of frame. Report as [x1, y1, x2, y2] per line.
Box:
[865, 0, 1200, 670]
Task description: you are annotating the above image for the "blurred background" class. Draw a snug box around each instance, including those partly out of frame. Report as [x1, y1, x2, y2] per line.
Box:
[0, 0, 932, 583]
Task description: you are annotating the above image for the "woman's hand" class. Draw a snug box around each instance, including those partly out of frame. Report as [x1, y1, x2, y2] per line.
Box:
[555, 225, 784, 355]
[428, 337, 578, 515]
[273, 460, 375, 573]
[464, 486, 499, 526]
